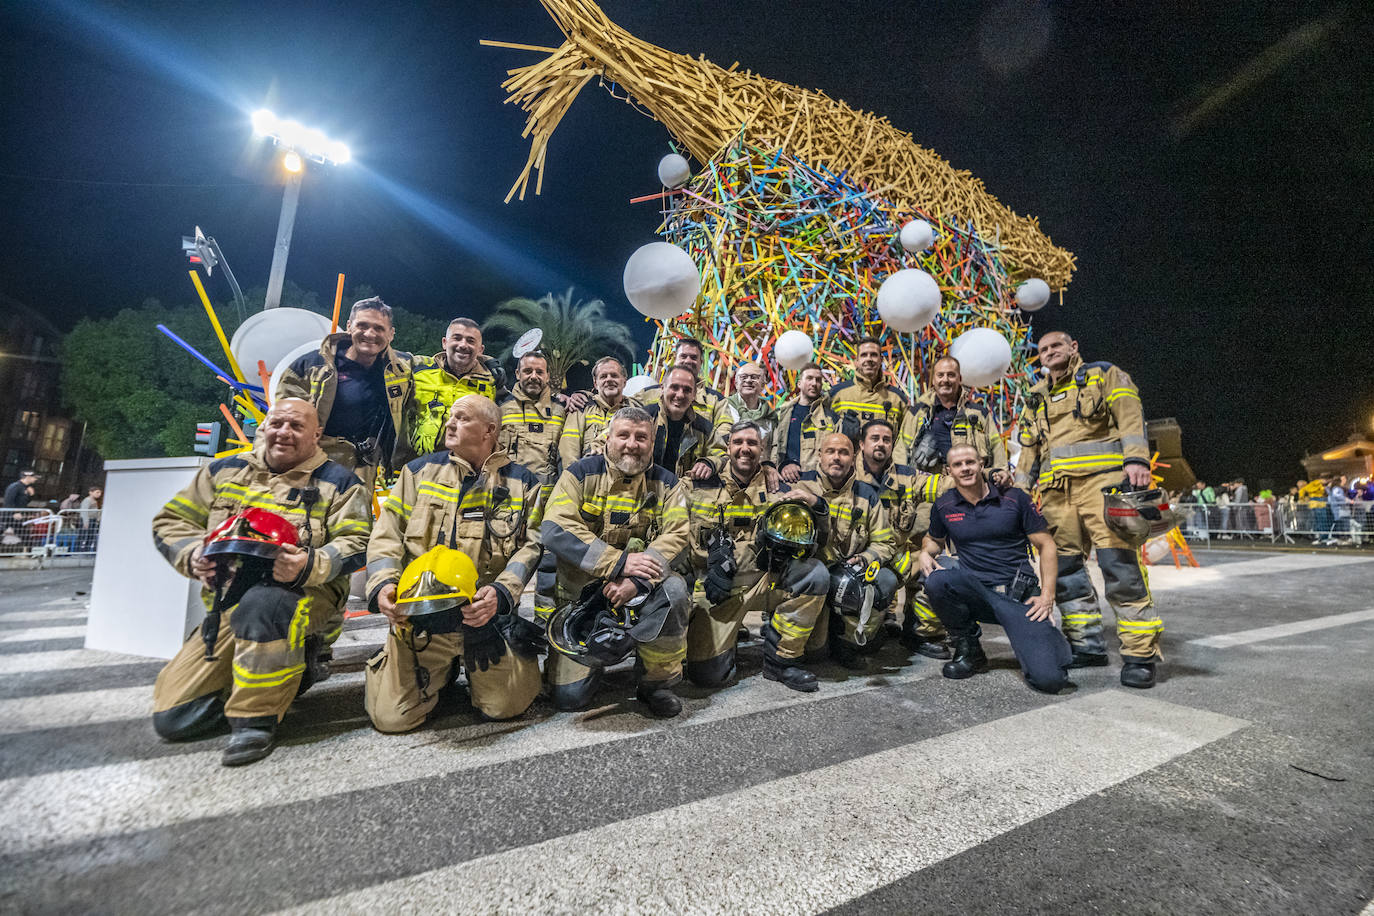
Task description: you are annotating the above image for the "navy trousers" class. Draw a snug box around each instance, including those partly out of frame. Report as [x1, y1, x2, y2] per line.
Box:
[925, 564, 1072, 692]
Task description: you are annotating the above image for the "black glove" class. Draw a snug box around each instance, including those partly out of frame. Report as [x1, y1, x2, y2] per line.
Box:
[703, 527, 737, 604]
[462, 620, 507, 672]
[500, 614, 546, 660]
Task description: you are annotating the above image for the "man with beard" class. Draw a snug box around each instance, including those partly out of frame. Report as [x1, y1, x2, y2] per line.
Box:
[854, 419, 947, 659]
[409, 318, 507, 456]
[772, 362, 833, 482]
[541, 407, 693, 717]
[920, 444, 1072, 694]
[723, 362, 777, 447]
[827, 337, 908, 444]
[1015, 330, 1160, 687]
[559, 357, 636, 465]
[275, 298, 424, 488]
[898, 356, 1008, 478]
[790, 432, 897, 669]
[683, 421, 830, 692]
[646, 366, 727, 481]
[364, 394, 545, 733]
[149, 398, 371, 765]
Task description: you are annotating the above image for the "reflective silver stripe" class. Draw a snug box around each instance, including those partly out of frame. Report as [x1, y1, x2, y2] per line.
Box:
[1119, 434, 1149, 451]
[1048, 440, 1123, 460]
[366, 556, 402, 579]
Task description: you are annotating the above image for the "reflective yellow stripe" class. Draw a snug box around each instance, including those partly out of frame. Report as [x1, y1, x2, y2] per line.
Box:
[769, 614, 811, 639]
[1061, 613, 1101, 624]
[287, 595, 311, 649]
[167, 495, 208, 523]
[232, 661, 306, 689]
[1106, 388, 1139, 403]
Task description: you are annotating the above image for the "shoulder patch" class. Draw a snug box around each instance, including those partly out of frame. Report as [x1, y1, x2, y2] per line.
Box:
[311, 460, 363, 493]
[405, 451, 450, 474]
[497, 393, 517, 406]
[894, 463, 917, 477]
[853, 480, 881, 504]
[690, 414, 713, 435]
[826, 381, 848, 397]
[886, 384, 905, 397]
[799, 470, 820, 481]
[643, 402, 662, 419]
[288, 351, 326, 375]
[208, 456, 249, 475]
[503, 461, 540, 489]
[691, 473, 724, 490]
[569, 455, 607, 481]
[646, 464, 680, 487]
[1083, 360, 1115, 371]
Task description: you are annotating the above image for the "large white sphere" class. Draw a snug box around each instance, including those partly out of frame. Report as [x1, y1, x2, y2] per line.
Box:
[949, 327, 1013, 388]
[876, 268, 942, 332]
[1015, 278, 1052, 311]
[657, 153, 692, 189]
[774, 330, 814, 370]
[267, 339, 324, 406]
[231, 308, 331, 383]
[623, 242, 701, 320]
[899, 219, 935, 253]
[623, 374, 656, 398]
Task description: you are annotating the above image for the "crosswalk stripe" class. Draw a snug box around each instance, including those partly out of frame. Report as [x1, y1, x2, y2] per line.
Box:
[0, 610, 89, 623]
[277, 691, 1246, 915]
[0, 648, 155, 675]
[1188, 608, 1374, 648]
[0, 625, 87, 643]
[39, 598, 90, 608]
[0, 665, 937, 854]
[1146, 552, 1374, 592]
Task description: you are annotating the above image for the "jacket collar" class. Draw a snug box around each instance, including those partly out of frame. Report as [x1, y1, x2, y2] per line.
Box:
[252, 442, 330, 480]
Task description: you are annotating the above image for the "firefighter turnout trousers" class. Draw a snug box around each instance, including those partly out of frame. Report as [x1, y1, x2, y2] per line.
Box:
[152, 580, 346, 739]
[546, 574, 693, 711]
[689, 560, 829, 685]
[892, 547, 945, 642]
[1040, 469, 1161, 658]
[363, 626, 540, 733]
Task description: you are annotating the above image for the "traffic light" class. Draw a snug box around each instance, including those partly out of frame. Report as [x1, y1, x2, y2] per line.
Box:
[194, 421, 227, 457]
[181, 226, 218, 276]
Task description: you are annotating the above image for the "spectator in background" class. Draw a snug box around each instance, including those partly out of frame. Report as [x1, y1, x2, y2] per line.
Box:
[78, 486, 103, 551]
[1216, 483, 1233, 539]
[1232, 478, 1251, 534]
[59, 492, 82, 512]
[1299, 477, 1329, 540]
[1325, 476, 1351, 546]
[4, 470, 38, 508]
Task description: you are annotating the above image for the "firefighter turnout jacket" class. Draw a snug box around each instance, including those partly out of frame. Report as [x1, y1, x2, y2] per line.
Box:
[795, 469, 896, 568]
[771, 397, 834, 475]
[855, 461, 939, 578]
[644, 403, 728, 479]
[1014, 355, 1149, 490]
[558, 394, 639, 466]
[409, 354, 505, 456]
[497, 386, 566, 485]
[274, 333, 424, 477]
[827, 375, 907, 443]
[897, 388, 1008, 472]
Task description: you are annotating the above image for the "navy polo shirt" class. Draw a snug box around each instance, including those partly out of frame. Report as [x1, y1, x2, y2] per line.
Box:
[928, 484, 1046, 588]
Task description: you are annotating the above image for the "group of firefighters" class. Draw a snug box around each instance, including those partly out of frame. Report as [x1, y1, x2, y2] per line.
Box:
[148, 297, 1164, 766]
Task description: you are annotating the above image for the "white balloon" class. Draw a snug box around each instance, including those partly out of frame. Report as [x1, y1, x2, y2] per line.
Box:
[231, 308, 332, 386]
[623, 374, 656, 398]
[657, 153, 692, 189]
[774, 330, 814, 370]
[1015, 278, 1052, 311]
[876, 268, 941, 332]
[899, 219, 934, 253]
[949, 327, 1013, 388]
[623, 242, 701, 320]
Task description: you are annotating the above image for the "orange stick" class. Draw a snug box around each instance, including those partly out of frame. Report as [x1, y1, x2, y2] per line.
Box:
[257, 360, 273, 405]
[330, 273, 346, 334]
[218, 402, 249, 444]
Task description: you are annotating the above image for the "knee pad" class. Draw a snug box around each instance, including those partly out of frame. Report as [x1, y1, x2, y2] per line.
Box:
[152, 694, 226, 741]
[230, 583, 302, 643]
[873, 568, 899, 607]
[550, 676, 599, 712]
[1096, 548, 1150, 602]
[1055, 554, 1095, 600]
[686, 650, 737, 688]
[784, 559, 831, 597]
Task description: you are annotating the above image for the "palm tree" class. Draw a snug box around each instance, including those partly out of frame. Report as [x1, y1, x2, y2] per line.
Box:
[481, 289, 638, 388]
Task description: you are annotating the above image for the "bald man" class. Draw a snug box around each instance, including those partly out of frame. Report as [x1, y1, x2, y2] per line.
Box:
[150, 398, 373, 765]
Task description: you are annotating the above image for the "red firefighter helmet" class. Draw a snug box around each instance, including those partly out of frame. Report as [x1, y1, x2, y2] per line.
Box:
[202, 508, 298, 560]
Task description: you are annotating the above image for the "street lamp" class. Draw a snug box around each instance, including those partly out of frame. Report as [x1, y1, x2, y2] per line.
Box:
[250, 109, 350, 309]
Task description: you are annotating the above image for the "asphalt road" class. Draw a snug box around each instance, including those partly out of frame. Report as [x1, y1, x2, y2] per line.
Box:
[0, 550, 1371, 915]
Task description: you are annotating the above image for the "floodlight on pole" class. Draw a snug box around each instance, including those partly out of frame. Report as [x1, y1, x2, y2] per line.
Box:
[251, 107, 350, 308]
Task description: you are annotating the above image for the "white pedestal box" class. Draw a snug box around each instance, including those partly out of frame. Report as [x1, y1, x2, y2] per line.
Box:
[86, 456, 210, 659]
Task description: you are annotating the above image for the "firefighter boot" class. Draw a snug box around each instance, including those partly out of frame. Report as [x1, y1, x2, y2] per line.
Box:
[1120, 655, 1157, 689]
[636, 683, 683, 718]
[1068, 651, 1110, 668]
[762, 656, 819, 693]
[942, 635, 989, 680]
[222, 717, 276, 767]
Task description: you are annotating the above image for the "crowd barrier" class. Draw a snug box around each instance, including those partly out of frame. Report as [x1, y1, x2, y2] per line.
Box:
[1179, 501, 1370, 546]
[0, 508, 101, 558]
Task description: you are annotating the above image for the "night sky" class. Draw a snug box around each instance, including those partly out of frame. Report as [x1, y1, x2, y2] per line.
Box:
[2, 0, 1370, 488]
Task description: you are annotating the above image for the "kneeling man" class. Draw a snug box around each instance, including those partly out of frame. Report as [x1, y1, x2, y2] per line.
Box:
[919, 444, 1072, 694]
[150, 399, 372, 765]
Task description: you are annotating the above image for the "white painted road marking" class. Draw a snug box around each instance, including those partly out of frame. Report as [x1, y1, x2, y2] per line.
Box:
[0, 648, 158, 675]
[278, 692, 1245, 916]
[1146, 552, 1374, 591]
[0, 664, 938, 854]
[0, 609, 89, 623]
[1189, 608, 1374, 648]
[0, 625, 88, 643]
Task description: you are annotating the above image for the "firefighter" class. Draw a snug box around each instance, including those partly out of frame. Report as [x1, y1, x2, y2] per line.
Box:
[722, 362, 777, 447]
[826, 336, 908, 444]
[772, 362, 834, 482]
[497, 350, 566, 623]
[898, 355, 1009, 477]
[559, 356, 638, 465]
[791, 432, 897, 669]
[363, 394, 545, 732]
[645, 366, 728, 481]
[639, 336, 734, 431]
[274, 297, 424, 488]
[683, 421, 830, 692]
[150, 398, 371, 766]
[541, 406, 693, 717]
[409, 317, 506, 456]
[1015, 330, 1161, 687]
[854, 419, 946, 658]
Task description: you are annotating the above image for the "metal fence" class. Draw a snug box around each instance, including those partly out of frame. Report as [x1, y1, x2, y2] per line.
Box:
[0, 508, 101, 557]
[1179, 501, 1372, 546]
